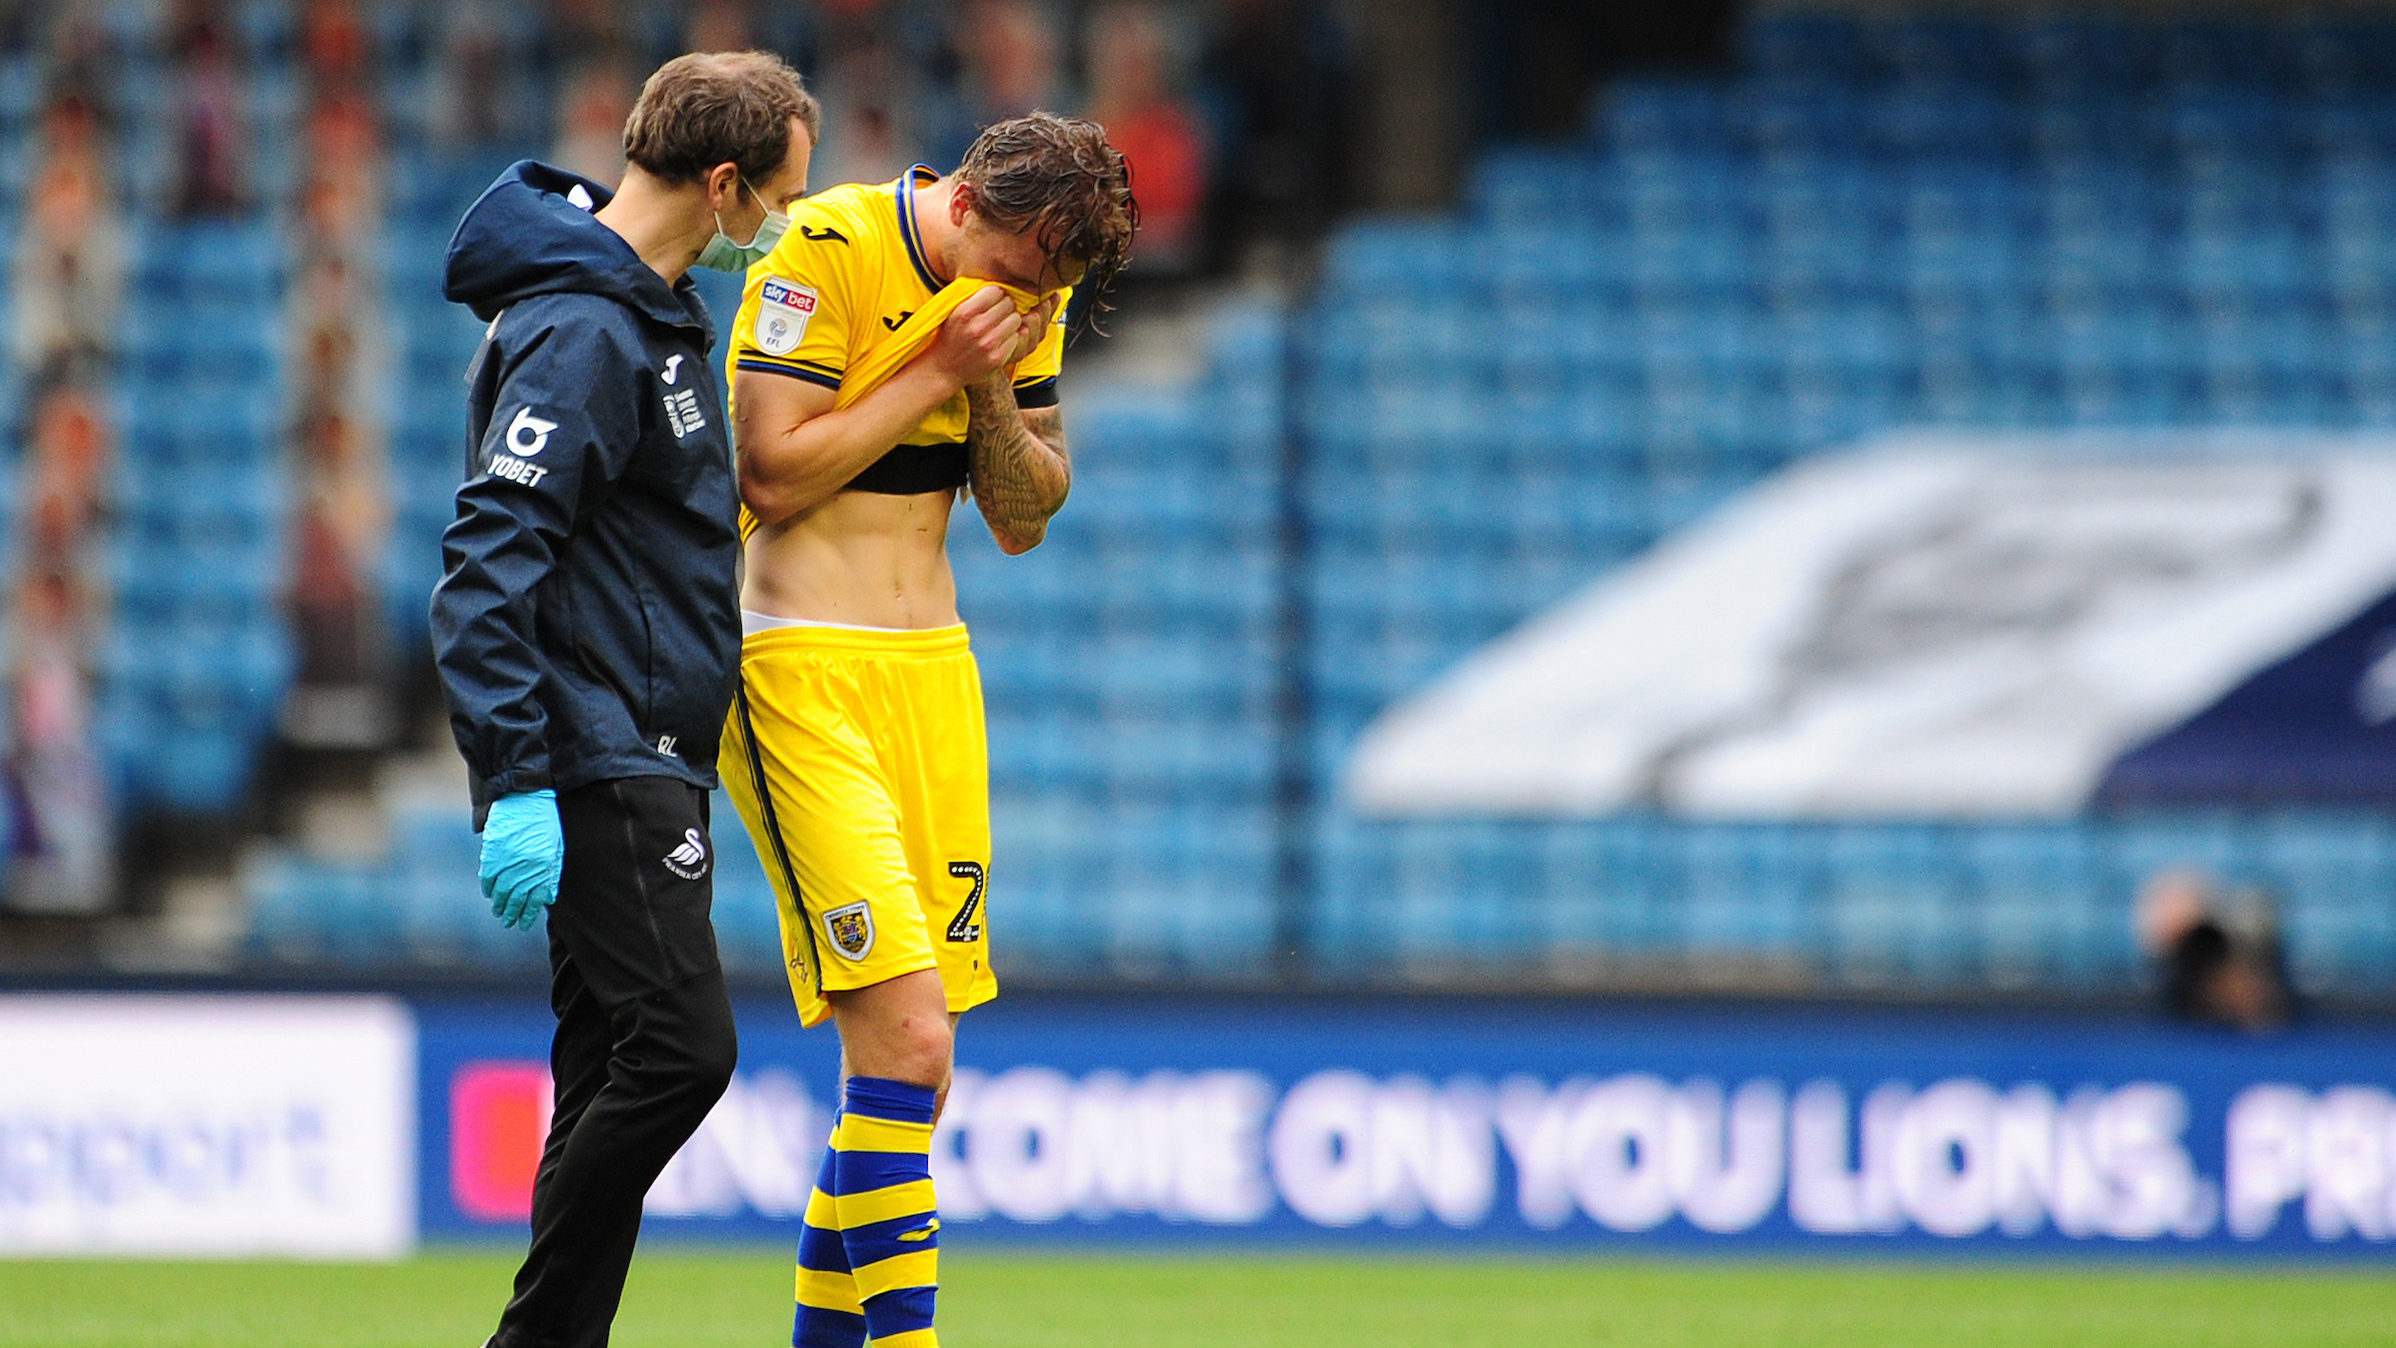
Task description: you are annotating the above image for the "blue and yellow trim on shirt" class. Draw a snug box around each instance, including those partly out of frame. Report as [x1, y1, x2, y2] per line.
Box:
[895, 163, 945, 295]
[735, 352, 844, 390]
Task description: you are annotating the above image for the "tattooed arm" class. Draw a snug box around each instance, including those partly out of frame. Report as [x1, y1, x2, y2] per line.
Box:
[964, 377, 1070, 554]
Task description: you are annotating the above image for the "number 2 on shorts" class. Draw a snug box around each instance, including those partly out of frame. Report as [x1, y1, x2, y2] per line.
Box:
[945, 860, 986, 942]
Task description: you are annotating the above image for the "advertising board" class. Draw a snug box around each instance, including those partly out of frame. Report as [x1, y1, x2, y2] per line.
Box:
[0, 995, 415, 1257]
[421, 995, 2396, 1256]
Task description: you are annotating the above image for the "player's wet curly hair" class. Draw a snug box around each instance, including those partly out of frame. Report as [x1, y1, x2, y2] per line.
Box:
[956, 112, 1139, 330]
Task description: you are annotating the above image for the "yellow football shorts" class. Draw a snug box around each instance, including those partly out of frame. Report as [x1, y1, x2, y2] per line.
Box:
[721, 623, 997, 1028]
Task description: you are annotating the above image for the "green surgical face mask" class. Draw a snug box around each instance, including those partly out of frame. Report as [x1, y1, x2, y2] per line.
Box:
[695, 179, 789, 273]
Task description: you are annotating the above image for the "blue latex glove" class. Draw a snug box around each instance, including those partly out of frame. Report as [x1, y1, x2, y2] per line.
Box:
[479, 790, 564, 931]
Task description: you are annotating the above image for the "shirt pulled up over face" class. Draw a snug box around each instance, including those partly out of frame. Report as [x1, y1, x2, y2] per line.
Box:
[724, 164, 1070, 509]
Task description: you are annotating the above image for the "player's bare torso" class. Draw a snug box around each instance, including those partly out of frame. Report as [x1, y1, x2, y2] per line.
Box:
[742, 486, 964, 631]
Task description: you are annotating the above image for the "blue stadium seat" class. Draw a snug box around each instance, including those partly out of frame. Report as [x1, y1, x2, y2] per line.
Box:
[2257, 815, 2396, 994]
[1820, 826, 1969, 985]
[391, 867, 474, 966]
[149, 727, 255, 815]
[132, 223, 283, 303]
[1962, 825, 2112, 987]
[169, 10, 2396, 991]
[1868, 85, 2024, 160]
[0, 54, 37, 128]
[1875, 17, 2018, 87]
[1603, 79, 1742, 156]
[1677, 824, 1818, 960]
[1740, 14, 1868, 83]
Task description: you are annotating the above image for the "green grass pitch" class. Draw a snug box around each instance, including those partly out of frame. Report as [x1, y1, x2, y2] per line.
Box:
[2, 1248, 2389, 1347]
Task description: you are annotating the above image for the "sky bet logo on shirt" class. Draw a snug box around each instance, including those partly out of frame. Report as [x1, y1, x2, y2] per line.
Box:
[754, 278, 816, 356]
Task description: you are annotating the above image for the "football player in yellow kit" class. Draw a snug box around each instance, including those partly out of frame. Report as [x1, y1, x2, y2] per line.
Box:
[718, 112, 1134, 1348]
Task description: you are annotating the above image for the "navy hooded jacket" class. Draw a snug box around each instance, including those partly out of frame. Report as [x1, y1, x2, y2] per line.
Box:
[432, 161, 741, 822]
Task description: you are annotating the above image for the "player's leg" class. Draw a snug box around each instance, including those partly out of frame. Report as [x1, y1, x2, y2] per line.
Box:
[823, 970, 949, 1346]
[891, 637, 998, 1021]
[786, 995, 960, 1348]
[724, 638, 947, 1347]
[804, 631, 992, 1348]
[490, 778, 739, 1348]
[725, 686, 872, 1347]
[792, 1121, 867, 1348]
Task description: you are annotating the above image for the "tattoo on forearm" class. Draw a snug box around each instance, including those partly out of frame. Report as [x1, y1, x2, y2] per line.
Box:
[966, 386, 1070, 546]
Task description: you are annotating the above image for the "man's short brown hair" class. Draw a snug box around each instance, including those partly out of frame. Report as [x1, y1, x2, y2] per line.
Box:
[957, 112, 1139, 304]
[623, 51, 820, 190]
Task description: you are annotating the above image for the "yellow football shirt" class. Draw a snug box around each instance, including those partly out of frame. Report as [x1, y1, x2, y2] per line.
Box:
[726, 164, 1068, 452]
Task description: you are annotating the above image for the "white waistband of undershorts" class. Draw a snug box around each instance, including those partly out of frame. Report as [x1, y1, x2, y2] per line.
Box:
[741, 610, 914, 638]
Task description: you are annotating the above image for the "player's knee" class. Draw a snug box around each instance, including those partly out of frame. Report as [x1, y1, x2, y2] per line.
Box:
[846, 1002, 950, 1089]
[830, 970, 954, 1087]
[883, 1010, 952, 1088]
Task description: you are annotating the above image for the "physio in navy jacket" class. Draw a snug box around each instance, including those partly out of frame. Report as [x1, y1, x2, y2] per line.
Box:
[429, 53, 816, 1348]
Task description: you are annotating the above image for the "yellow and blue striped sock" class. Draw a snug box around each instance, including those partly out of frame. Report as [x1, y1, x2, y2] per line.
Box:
[832, 1076, 941, 1348]
[795, 1123, 868, 1348]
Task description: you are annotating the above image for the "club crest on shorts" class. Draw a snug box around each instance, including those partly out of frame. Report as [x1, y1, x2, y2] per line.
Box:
[662, 827, 708, 880]
[823, 901, 875, 960]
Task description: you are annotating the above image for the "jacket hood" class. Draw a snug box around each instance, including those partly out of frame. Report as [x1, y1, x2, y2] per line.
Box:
[444, 160, 713, 342]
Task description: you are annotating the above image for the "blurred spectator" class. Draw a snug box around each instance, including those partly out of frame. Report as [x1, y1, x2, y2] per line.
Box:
[298, 0, 381, 256]
[282, 383, 394, 747]
[280, 1, 396, 749]
[288, 248, 390, 404]
[2136, 869, 2295, 1032]
[5, 9, 124, 910]
[1086, 3, 1205, 277]
[35, 6, 114, 115]
[434, 3, 542, 147]
[170, 9, 248, 216]
[11, 92, 123, 369]
[20, 383, 110, 581]
[287, 409, 390, 680]
[808, 5, 920, 190]
[5, 570, 114, 913]
[4, 383, 117, 914]
[553, 55, 638, 187]
[683, 0, 755, 55]
[302, 91, 383, 246]
[547, 0, 622, 68]
[301, 0, 370, 91]
[931, 0, 1064, 169]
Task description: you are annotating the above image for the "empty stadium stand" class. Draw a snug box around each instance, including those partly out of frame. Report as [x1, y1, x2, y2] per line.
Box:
[9, 7, 2392, 1000]
[1295, 12, 2396, 997]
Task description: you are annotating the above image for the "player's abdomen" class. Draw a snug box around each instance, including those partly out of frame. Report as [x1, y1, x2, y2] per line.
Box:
[741, 487, 962, 631]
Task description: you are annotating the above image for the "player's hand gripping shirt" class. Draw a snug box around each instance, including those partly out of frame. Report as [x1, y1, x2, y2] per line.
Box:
[726, 164, 1069, 498]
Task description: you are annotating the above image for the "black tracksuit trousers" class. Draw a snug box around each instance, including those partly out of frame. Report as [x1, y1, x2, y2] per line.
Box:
[490, 777, 738, 1348]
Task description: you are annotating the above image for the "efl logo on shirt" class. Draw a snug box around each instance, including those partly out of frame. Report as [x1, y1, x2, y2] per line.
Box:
[755, 278, 817, 356]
